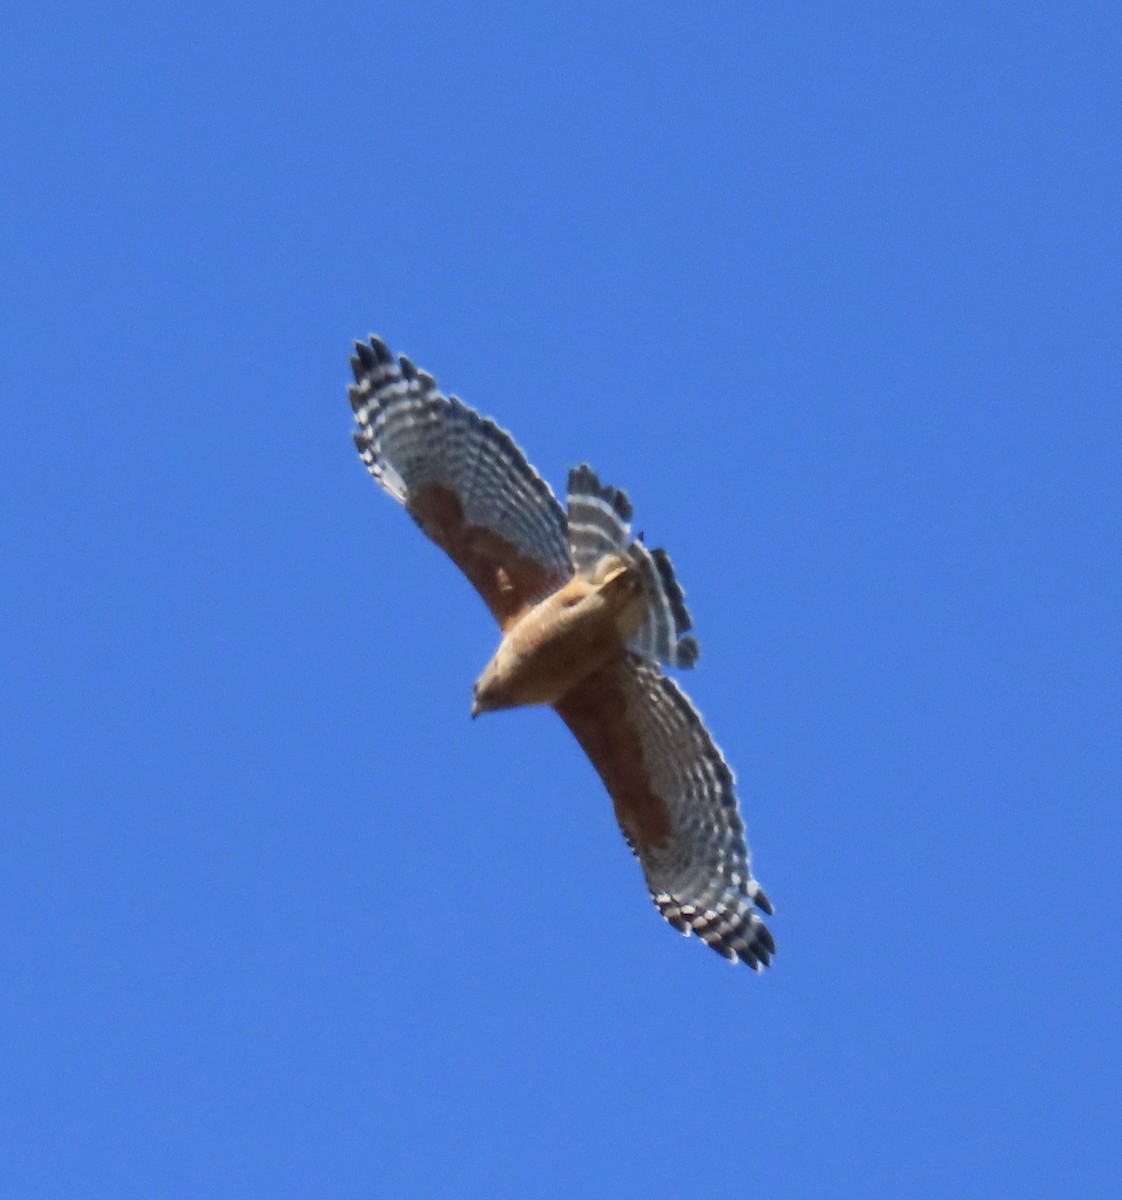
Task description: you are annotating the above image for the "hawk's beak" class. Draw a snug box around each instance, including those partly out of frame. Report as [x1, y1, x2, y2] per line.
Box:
[470, 696, 481, 720]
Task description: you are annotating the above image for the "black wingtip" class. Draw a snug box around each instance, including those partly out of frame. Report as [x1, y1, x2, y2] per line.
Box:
[754, 922, 776, 956]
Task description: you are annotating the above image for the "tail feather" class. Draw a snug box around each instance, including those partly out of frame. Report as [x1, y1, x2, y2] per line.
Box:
[627, 541, 699, 669]
[566, 465, 699, 669]
[567, 463, 633, 569]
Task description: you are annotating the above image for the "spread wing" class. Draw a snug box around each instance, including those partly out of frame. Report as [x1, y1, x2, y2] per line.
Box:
[555, 654, 775, 968]
[350, 336, 574, 629]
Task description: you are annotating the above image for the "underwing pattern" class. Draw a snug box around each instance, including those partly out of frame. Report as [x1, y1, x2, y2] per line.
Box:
[350, 334, 773, 969]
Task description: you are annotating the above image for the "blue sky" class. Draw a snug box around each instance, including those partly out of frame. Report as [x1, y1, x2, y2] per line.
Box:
[3, 2, 1119, 1196]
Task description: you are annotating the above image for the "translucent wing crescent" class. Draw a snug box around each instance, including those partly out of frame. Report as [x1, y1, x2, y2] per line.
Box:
[351, 336, 774, 969]
[350, 335, 574, 628]
[555, 654, 774, 968]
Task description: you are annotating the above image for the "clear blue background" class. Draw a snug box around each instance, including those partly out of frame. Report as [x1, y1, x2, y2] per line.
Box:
[3, 3, 1119, 1196]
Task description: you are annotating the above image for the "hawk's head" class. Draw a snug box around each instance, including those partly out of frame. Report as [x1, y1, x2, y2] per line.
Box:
[471, 662, 505, 719]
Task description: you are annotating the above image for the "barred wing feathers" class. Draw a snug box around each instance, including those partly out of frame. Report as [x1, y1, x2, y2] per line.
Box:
[350, 336, 573, 629]
[555, 655, 774, 968]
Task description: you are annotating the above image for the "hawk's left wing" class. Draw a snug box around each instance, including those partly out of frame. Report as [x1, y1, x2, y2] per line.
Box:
[555, 654, 775, 968]
[350, 336, 573, 629]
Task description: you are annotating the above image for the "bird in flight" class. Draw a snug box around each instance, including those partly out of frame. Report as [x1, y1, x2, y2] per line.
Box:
[349, 335, 774, 969]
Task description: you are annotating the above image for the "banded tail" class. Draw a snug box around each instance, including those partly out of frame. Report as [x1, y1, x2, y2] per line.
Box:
[566, 464, 699, 670]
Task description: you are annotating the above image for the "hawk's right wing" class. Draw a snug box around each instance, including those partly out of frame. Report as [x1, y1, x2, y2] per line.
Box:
[350, 336, 574, 629]
[555, 654, 775, 968]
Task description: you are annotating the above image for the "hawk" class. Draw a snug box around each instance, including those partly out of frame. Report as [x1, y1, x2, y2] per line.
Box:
[349, 335, 775, 969]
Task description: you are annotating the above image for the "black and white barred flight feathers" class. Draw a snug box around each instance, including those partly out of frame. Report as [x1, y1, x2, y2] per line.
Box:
[349, 334, 572, 620]
[349, 338, 700, 669]
[557, 656, 775, 967]
[349, 334, 774, 970]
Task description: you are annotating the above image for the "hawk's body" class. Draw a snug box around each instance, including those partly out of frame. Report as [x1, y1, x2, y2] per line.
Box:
[349, 335, 775, 969]
[474, 557, 644, 713]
